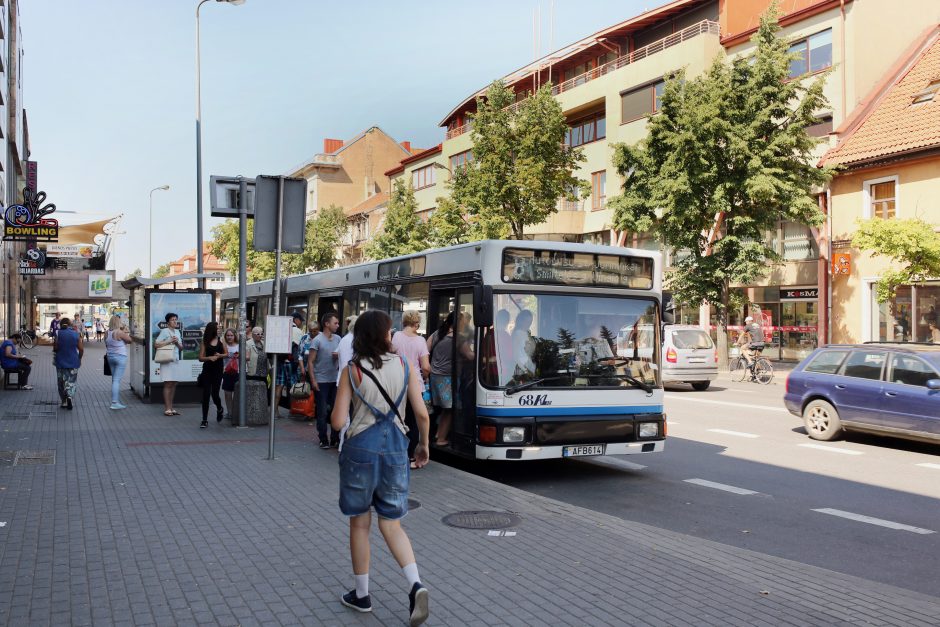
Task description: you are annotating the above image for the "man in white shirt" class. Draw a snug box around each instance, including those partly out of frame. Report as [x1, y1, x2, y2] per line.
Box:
[336, 315, 358, 384]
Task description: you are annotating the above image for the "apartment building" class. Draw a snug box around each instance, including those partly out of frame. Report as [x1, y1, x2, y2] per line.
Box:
[822, 24, 940, 345]
[386, 0, 940, 359]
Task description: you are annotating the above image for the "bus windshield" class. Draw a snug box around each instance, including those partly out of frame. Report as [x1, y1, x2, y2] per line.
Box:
[480, 293, 660, 390]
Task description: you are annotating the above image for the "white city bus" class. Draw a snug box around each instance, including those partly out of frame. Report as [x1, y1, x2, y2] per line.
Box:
[220, 240, 669, 461]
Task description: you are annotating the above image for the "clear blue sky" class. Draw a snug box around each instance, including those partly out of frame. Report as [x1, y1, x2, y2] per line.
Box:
[22, 0, 653, 278]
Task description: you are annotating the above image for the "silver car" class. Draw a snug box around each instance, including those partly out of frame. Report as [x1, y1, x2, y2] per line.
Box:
[662, 324, 718, 390]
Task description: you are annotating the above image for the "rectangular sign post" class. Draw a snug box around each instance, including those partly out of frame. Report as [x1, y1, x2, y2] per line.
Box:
[252, 175, 307, 460]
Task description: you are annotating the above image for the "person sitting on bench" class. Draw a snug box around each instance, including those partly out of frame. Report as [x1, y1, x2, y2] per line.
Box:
[1, 333, 33, 390]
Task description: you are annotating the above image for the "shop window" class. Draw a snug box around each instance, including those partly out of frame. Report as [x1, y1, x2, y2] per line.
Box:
[873, 282, 940, 342]
[864, 176, 897, 219]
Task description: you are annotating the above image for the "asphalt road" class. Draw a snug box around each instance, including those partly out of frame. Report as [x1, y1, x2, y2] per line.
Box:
[443, 373, 940, 598]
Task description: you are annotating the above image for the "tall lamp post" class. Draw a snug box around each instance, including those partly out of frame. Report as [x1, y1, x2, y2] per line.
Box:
[196, 0, 246, 288]
[149, 185, 170, 276]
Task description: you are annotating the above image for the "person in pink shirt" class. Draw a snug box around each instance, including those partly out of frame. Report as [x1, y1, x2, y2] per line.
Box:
[391, 311, 431, 468]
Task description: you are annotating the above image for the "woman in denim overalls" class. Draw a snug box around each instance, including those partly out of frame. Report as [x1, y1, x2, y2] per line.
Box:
[331, 310, 431, 626]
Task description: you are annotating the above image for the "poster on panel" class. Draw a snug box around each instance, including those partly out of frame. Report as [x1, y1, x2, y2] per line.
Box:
[148, 291, 213, 383]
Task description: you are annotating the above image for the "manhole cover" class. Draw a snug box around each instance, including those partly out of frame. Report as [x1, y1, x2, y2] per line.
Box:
[408, 499, 421, 510]
[0, 451, 15, 467]
[441, 511, 521, 530]
[1, 412, 30, 421]
[14, 450, 55, 466]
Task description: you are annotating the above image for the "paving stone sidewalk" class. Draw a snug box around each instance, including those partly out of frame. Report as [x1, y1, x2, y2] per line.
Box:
[1, 344, 939, 626]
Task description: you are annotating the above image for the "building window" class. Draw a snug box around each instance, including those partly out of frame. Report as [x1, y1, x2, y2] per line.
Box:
[621, 80, 665, 123]
[412, 165, 436, 190]
[565, 113, 605, 148]
[864, 176, 898, 219]
[449, 150, 473, 171]
[591, 171, 607, 210]
[788, 29, 832, 79]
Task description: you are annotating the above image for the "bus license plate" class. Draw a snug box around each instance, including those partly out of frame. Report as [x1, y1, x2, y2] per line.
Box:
[563, 445, 605, 457]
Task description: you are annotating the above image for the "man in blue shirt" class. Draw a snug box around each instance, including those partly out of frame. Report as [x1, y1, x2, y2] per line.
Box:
[310, 312, 341, 448]
[1, 333, 33, 389]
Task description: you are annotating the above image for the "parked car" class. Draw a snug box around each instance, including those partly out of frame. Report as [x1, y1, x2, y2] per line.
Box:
[784, 343, 940, 444]
[661, 324, 718, 390]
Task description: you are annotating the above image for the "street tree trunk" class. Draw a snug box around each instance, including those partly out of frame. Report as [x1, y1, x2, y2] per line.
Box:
[716, 280, 731, 370]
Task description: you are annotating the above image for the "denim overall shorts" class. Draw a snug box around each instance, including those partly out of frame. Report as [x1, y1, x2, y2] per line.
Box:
[338, 359, 411, 520]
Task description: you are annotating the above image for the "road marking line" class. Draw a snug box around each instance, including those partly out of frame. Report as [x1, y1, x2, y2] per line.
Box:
[581, 457, 647, 471]
[916, 463, 940, 470]
[707, 429, 759, 439]
[665, 395, 789, 413]
[799, 443, 863, 456]
[684, 478, 758, 495]
[812, 508, 935, 535]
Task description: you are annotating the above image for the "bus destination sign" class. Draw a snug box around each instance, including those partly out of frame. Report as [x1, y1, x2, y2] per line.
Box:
[502, 248, 653, 289]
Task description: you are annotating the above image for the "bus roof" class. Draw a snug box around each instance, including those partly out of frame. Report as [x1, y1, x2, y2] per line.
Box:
[220, 240, 662, 301]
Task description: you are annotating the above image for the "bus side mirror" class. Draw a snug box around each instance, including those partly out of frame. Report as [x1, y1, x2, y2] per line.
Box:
[473, 285, 494, 328]
[661, 292, 676, 325]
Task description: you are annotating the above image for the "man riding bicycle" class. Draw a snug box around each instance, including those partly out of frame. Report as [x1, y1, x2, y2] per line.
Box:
[737, 316, 765, 373]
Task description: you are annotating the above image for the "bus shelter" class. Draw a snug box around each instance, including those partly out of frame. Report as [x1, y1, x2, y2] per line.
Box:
[121, 273, 221, 403]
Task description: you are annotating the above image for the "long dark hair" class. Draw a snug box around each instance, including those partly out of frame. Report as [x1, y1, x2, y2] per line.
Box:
[435, 311, 455, 342]
[202, 321, 219, 344]
[352, 310, 392, 370]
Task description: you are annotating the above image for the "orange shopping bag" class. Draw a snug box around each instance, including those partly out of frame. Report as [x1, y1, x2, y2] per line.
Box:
[289, 393, 315, 418]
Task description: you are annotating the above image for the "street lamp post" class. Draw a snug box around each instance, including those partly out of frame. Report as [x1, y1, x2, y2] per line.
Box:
[196, 0, 246, 288]
[149, 185, 170, 276]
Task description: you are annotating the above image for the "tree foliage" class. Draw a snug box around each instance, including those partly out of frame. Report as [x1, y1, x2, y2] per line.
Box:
[449, 81, 586, 239]
[123, 268, 142, 281]
[610, 4, 832, 338]
[365, 181, 430, 259]
[210, 205, 347, 281]
[152, 263, 171, 279]
[428, 196, 472, 248]
[853, 218, 940, 303]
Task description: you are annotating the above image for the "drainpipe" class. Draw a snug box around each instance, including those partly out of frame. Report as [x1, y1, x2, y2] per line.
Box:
[840, 0, 847, 121]
[826, 187, 833, 345]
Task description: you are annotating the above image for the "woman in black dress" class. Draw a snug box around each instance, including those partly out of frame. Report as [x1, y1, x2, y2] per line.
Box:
[198, 322, 226, 428]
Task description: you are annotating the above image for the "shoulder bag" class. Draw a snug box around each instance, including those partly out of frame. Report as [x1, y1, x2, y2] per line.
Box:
[154, 336, 177, 364]
[290, 380, 311, 398]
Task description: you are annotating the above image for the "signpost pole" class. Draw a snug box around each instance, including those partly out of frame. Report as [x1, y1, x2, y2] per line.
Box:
[267, 176, 285, 460]
[237, 177, 248, 429]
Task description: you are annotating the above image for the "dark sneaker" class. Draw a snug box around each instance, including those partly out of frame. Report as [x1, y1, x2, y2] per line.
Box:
[319, 440, 330, 450]
[408, 582, 429, 626]
[341, 590, 372, 613]
[66, 398, 73, 411]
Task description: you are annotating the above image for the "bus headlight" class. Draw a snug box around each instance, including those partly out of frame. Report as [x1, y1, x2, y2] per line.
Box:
[638, 422, 660, 438]
[503, 426, 526, 443]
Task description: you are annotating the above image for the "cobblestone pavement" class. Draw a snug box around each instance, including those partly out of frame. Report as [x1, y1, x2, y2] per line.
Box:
[1, 344, 939, 626]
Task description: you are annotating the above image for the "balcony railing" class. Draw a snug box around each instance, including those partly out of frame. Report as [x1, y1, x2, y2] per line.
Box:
[447, 20, 720, 139]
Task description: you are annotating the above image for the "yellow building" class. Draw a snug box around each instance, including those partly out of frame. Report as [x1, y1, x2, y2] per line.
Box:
[822, 25, 940, 345]
[383, 0, 939, 359]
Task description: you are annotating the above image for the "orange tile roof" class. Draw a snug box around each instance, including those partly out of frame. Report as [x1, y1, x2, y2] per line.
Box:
[823, 26, 940, 167]
[344, 192, 388, 218]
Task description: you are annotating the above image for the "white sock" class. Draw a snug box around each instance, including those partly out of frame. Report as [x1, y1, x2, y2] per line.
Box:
[402, 562, 421, 587]
[355, 574, 369, 598]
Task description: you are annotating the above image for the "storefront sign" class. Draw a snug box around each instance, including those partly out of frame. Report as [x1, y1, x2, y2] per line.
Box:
[832, 253, 851, 276]
[26, 161, 38, 192]
[46, 244, 94, 258]
[88, 274, 113, 297]
[18, 247, 46, 276]
[780, 288, 818, 300]
[3, 188, 59, 242]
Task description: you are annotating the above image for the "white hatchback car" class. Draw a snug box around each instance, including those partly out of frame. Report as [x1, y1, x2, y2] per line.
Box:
[662, 324, 718, 390]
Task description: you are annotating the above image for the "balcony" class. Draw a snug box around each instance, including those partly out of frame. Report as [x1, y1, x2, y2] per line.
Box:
[309, 153, 342, 168]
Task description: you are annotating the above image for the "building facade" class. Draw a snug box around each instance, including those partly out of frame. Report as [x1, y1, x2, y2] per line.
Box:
[381, 0, 940, 359]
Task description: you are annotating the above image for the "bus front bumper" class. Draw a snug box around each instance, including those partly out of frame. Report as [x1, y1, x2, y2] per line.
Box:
[475, 440, 665, 461]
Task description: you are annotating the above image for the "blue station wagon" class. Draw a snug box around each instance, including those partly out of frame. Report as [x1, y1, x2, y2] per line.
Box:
[784, 343, 940, 444]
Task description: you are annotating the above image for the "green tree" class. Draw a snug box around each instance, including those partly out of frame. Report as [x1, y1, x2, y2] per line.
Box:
[853, 218, 940, 303]
[450, 81, 586, 239]
[609, 5, 832, 365]
[123, 268, 142, 281]
[210, 205, 347, 281]
[427, 196, 472, 247]
[152, 263, 171, 279]
[365, 180, 430, 259]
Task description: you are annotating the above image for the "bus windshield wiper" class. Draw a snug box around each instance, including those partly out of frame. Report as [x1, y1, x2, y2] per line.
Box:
[505, 376, 567, 395]
[610, 373, 655, 395]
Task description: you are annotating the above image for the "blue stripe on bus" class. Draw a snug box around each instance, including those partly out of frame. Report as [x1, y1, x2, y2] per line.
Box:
[476, 405, 664, 417]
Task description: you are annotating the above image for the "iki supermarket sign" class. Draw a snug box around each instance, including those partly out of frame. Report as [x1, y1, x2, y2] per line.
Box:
[3, 188, 59, 242]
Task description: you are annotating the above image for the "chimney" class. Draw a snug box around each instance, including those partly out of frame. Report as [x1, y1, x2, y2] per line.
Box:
[323, 138, 344, 153]
[400, 141, 412, 153]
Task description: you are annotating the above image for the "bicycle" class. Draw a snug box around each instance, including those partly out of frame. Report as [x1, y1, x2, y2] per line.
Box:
[729, 349, 774, 385]
[19, 325, 36, 350]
